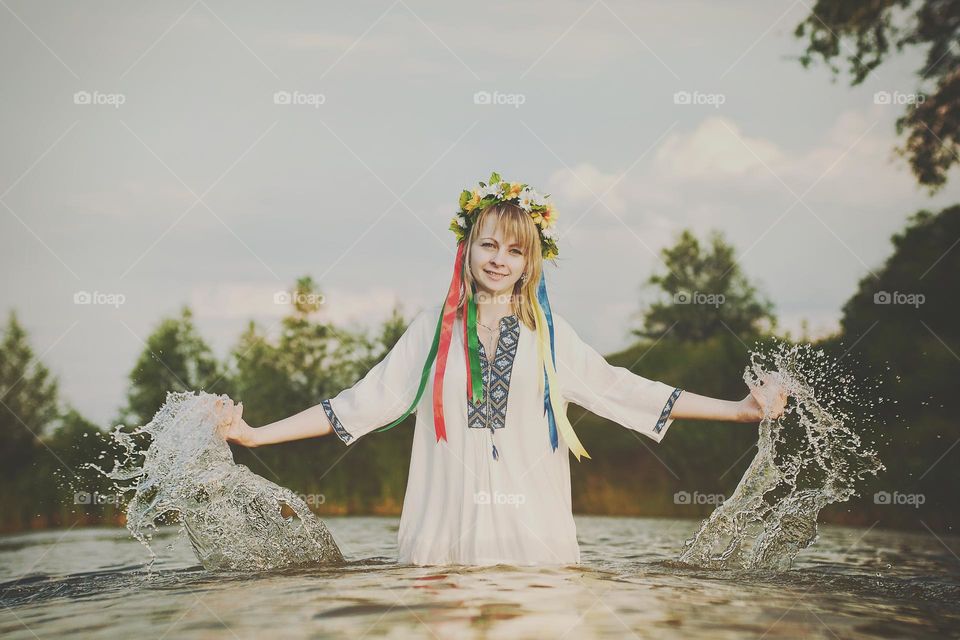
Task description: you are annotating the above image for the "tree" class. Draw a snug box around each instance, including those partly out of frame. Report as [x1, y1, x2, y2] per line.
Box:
[635, 229, 776, 342]
[0, 311, 60, 476]
[119, 306, 228, 427]
[225, 276, 416, 510]
[794, 0, 960, 192]
[827, 204, 960, 531]
[839, 204, 959, 401]
[39, 408, 125, 524]
[228, 276, 379, 427]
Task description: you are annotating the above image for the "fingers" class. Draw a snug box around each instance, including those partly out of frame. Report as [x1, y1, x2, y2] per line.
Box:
[214, 398, 231, 426]
[747, 376, 790, 420]
[230, 403, 244, 431]
[748, 381, 766, 406]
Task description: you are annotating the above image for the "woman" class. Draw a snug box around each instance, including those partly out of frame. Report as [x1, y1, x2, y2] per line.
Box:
[222, 172, 788, 566]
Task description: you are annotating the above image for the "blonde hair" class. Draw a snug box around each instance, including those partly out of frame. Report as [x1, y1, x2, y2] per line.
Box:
[457, 202, 543, 331]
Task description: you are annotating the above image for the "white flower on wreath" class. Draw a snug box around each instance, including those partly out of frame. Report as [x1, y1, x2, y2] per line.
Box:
[541, 225, 559, 242]
[518, 187, 547, 211]
[476, 183, 503, 199]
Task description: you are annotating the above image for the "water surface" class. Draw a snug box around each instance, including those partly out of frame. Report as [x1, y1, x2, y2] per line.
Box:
[2, 517, 957, 639]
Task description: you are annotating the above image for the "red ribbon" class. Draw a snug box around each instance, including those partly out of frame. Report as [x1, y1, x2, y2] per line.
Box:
[432, 241, 466, 442]
[462, 288, 472, 403]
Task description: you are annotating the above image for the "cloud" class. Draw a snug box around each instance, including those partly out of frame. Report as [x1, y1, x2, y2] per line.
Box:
[188, 281, 427, 327]
[653, 116, 785, 182]
[532, 106, 960, 346]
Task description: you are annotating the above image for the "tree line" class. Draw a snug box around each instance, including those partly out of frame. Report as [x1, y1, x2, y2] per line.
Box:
[1, 205, 956, 533]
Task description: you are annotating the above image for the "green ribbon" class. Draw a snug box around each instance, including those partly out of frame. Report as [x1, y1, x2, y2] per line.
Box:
[466, 294, 484, 404]
[373, 304, 444, 433]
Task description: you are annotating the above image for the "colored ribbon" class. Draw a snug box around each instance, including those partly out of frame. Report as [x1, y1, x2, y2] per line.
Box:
[533, 296, 591, 461]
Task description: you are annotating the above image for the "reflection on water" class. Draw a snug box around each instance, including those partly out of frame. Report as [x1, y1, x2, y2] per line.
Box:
[1, 517, 958, 639]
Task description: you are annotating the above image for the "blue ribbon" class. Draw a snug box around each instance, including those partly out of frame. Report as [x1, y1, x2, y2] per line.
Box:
[537, 271, 560, 451]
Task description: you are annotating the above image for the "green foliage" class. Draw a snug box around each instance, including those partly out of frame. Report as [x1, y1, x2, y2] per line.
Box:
[0, 311, 60, 475]
[794, 0, 960, 192]
[119, 306, 230, 427]
[823, 205, 960, 530]
[636, 229, 776, 342]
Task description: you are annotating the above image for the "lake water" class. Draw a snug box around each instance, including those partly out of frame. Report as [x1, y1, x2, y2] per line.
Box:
[1, 516, 958, 639]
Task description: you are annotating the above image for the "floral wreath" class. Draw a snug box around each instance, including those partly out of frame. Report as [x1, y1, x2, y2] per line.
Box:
[449, 172, 560, 260]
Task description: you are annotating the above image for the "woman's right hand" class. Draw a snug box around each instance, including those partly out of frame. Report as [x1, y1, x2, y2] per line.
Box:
[215, 399, 258, 447]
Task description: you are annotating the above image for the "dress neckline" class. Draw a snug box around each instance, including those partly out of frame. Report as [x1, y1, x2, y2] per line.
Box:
[474, 314, 519, 359]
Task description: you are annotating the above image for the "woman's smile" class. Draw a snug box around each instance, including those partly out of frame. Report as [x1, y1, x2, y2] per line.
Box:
[484, 268, 508, 281]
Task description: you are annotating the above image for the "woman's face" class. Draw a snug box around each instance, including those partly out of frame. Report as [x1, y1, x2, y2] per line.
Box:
[469, 215, 527, 300]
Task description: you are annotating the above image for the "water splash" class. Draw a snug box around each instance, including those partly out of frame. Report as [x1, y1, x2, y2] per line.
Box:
[678, 342, 885, 571]
[98, 390, 343, 571]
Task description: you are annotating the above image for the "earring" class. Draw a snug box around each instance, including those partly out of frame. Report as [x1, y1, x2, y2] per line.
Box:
[520, 273, 528, 283]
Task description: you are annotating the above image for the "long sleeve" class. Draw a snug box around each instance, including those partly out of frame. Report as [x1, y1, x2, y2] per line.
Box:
[320, 305, 439, 446]
[552, 313, 683, 443]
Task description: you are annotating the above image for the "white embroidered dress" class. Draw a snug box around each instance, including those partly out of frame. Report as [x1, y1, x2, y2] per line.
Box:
[320, 304, 683, 566]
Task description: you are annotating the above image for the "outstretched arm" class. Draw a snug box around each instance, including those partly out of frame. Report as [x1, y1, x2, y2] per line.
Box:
[220, 402, 334, 448]
[552, 313, 789, 443]
[220, 305, 438, 449]
[669, 374, 788, 423]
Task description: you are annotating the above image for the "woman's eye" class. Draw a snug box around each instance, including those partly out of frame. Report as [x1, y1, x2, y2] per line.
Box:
[511, 249, 523, 255]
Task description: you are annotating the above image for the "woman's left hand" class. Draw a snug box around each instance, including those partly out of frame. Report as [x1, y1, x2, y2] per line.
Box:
[737, 373, 789, 422]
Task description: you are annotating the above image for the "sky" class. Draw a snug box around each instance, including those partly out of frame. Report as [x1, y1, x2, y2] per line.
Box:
[2, 0, 957, 426]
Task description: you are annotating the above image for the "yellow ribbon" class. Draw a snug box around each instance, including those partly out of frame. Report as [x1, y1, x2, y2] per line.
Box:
[533, 301, 591, 461]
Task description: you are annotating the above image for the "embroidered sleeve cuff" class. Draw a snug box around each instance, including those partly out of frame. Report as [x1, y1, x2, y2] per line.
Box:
[321, 399, 354, 445]
[653, 387, 683, 441]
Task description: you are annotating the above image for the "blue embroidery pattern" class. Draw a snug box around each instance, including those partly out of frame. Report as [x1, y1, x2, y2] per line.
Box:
[654, 387, 683, 434]
[467, 314, 520, 431]
[320, 398, 353, 444]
